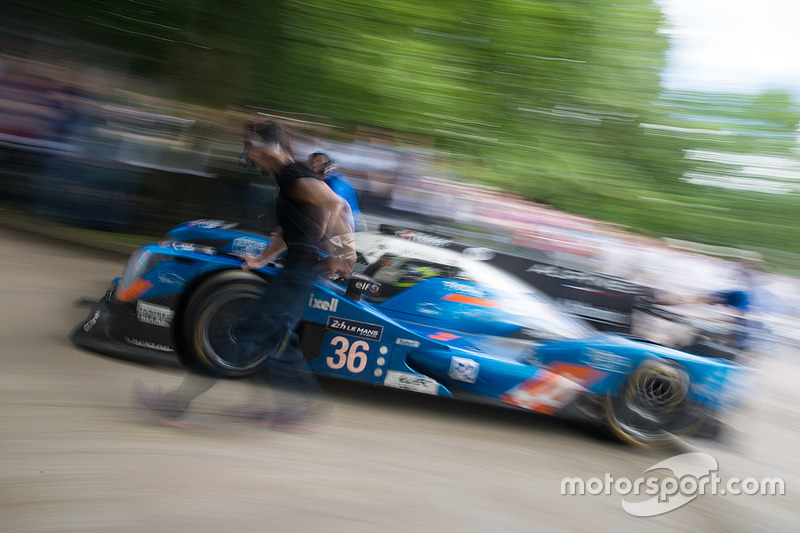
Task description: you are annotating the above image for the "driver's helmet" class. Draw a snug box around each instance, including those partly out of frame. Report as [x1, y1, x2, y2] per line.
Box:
[395, 264, 442, 287]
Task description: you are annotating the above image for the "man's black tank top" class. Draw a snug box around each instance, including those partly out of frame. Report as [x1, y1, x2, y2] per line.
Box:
[274, 162, 327, 253]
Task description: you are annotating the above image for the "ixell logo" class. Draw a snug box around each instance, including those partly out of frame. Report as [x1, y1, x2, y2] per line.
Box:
[561, 453, 785, 517]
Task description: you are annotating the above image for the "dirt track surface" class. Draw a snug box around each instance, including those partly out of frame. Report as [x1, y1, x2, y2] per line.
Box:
[1, 227, 798, 532]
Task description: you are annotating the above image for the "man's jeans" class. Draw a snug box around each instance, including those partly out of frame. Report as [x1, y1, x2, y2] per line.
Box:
[233, 249, 322, 396]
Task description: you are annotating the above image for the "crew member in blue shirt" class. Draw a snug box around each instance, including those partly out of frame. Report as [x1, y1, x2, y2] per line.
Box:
[308, 152, 364, 230]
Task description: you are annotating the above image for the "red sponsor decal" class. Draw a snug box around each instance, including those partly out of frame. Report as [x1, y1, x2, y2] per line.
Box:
[442, 293, 499, 308]
[427, 332, 461, 341]
[501, 362, 605, 415]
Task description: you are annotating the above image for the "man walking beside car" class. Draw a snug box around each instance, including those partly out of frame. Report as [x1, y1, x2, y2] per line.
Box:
[135, 118, 356, 426]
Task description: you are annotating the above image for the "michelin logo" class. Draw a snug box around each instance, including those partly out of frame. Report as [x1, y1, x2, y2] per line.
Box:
[396, 338, 421, 348]
[137, 301, 174, 328]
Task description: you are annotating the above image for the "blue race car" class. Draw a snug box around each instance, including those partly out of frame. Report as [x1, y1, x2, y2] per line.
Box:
[71, 220, 746, 447]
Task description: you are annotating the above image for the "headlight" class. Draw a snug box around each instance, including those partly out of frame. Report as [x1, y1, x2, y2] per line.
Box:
[114, 249, 163, 302]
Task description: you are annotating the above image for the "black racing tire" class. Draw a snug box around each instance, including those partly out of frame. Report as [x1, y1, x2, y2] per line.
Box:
[183, 271, 269, 377]
[604, 360, 702, 448]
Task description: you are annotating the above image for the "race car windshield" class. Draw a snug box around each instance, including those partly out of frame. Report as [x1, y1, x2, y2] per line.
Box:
[361, 240, 595, 340]
[459, 260, 596, 339]
[495, 288, 595, 339]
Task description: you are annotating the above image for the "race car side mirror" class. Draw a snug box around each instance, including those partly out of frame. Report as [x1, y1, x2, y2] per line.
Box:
[346, 275, 381, 301]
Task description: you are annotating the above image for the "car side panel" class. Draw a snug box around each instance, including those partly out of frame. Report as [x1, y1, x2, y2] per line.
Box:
[301, 283, 452, 397]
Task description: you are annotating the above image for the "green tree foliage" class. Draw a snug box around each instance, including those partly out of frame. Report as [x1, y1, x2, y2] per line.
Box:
[258, 0, 670, 198]
[6, 0, 671, 195]
[4, 0, 799, 262]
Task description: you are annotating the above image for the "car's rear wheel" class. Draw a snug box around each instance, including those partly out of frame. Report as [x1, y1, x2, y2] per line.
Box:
[604, 360, 701, 448]
[184, 272, 269, 377]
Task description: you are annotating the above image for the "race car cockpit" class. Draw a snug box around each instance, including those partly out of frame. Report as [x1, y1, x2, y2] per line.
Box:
[363, 254, 471, 300]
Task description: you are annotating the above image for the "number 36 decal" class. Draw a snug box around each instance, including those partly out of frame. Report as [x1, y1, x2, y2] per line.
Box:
[327, 336, 370, 373]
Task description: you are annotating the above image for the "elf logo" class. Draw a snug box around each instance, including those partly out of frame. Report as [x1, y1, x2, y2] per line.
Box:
[354, 280, 380, 294]
[308, 293, 339, 312]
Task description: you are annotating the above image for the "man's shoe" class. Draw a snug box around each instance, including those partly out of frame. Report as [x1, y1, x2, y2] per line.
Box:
[133, 381, 186, 426]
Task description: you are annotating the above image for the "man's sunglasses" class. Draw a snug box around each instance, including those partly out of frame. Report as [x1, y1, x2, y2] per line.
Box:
[238, 139, 276, 167]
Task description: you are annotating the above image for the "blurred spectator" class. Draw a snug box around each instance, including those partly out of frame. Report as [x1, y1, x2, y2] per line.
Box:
[646, 261, 758, 354]
[45, 86, 100, 145]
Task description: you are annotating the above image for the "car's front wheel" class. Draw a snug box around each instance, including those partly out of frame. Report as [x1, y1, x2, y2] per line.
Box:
[184, 272, 269, 377]
[604, 360, 701, 448]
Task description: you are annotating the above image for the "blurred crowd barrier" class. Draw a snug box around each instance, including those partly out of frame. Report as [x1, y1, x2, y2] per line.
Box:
[1, 51, 798, 349]
[0, 55, 269, 232]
